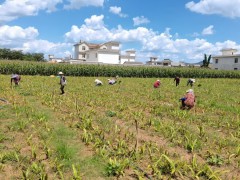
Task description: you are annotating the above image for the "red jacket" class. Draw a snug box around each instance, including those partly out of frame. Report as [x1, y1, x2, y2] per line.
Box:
[153, 81, 160, 88]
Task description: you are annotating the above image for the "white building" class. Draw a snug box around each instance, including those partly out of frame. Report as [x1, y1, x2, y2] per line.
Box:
[73, 40, 136, 64]
[120, 50, 136, 64]
[212, 48, 240, 70]
[146, 57, 186, 67]
[146, 57, 162, 65]
[48, 55, 63, 63]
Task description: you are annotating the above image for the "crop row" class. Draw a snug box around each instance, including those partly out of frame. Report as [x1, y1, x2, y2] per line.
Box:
[0, 60, 240, 78]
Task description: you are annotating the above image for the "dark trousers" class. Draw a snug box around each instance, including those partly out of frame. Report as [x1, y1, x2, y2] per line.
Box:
[60, 85, 65, 94]
[176, 81, 180, 86]
[180, 97, 187, 108]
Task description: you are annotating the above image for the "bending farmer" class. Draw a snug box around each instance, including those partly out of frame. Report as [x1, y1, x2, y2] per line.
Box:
[11, 74, 21, 86]
[180, 89, 195, 110]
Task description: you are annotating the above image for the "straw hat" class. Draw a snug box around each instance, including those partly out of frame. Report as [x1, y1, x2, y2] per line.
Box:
[58, 72, 64, 75]
[186, 89, 194, 93]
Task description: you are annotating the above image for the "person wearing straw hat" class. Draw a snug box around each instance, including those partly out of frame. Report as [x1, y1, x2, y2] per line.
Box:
[11, 74, 21, 86]
[153, 79, 161, 88]
[58, 72, 66, 94]
[180, 89, 195, 110]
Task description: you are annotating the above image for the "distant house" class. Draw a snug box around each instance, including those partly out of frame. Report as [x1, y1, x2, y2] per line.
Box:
[120, 50, 136, 64]
[212, 48, 240, 70]
[146, 57, 185, 67]
[73, 40, 136, 64]
[162, 59, 172, 66]
[171, 61, 186, 67]
[48, 55, 63, 63]
[146, 57, 162, 65]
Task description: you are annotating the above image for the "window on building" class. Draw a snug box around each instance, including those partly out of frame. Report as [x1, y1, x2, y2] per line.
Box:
[82, 54, 85, 58]
[215, 59, 218, 64]
[234, 68, 238, 70]
[215, 68, 218, 70]
[234, 58, 238, 63]
[96, 53, 98, 58]
[82, 46, 85, 50]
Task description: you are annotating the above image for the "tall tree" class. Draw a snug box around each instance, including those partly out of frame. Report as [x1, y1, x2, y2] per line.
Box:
[202, 54, 211, 68]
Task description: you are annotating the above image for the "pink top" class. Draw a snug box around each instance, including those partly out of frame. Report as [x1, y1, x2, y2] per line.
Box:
[184, 93, 195, 107]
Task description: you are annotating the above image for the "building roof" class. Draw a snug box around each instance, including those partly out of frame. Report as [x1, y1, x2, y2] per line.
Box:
[212, 54, 240, 58]
[163, 59, 172, 62]
[221, 48, 237, 51]
[74, 41, 120, 49]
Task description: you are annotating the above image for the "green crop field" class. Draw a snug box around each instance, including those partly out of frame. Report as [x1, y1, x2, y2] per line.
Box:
[0, 74, 240, 179]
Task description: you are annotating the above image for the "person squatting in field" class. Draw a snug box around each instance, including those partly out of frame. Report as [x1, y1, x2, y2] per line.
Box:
[180, 89, 195, 110]
[108, 78, 117, 85]
[59, 72, 66, 94]
[11, 74, 21, 86]
[174, 76, 180, 86]
[95, 79, 103, 86]
[153, 79, 161, 88]
[187, 78, 195, 87]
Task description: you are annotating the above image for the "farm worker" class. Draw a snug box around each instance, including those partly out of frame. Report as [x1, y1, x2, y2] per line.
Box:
[187, 78, 195, 87]
[11, 74, 21, 86]
[174, 76, 180, 87]
[95, 79, 103, 86]
[180, 89, 195, 110]
[58, 72, 66, 94]
[153, 79, 161, 88]
[108, 78, 117, 85]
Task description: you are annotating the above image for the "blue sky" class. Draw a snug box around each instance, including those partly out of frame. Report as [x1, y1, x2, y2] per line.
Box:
[0, 0, 240, 63]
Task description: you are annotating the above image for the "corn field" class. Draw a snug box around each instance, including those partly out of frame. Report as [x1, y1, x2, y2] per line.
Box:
[0, 60, 240, 78]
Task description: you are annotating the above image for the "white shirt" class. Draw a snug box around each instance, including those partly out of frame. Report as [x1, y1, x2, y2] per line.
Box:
[95, 79, 103, 85]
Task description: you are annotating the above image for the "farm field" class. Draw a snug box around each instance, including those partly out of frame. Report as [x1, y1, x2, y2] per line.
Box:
[0, 75, 240, 179]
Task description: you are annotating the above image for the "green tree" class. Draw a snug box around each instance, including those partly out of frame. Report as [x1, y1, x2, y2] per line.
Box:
[0, 48, 45, 61]
[0, 48, 11, 59]
[32, 53, 45, 61]
[202, 54, 211, 68]
[9, 50, 24, 60]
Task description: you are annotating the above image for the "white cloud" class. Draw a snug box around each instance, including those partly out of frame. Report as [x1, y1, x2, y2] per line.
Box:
[109, 6, 127, 18]
[0, 0, 62, 23]
[22, 40, 72, 58]
[202, 25, 214, 35]
[0, 25, 39, 47]
[186, 0, 240, 18]
[133, 16, 150, 26]
[64, 0, 104, 10]
[0, 0, 106, 23]
[0, 25, 71, 59]
[64, 15, 240, 62]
